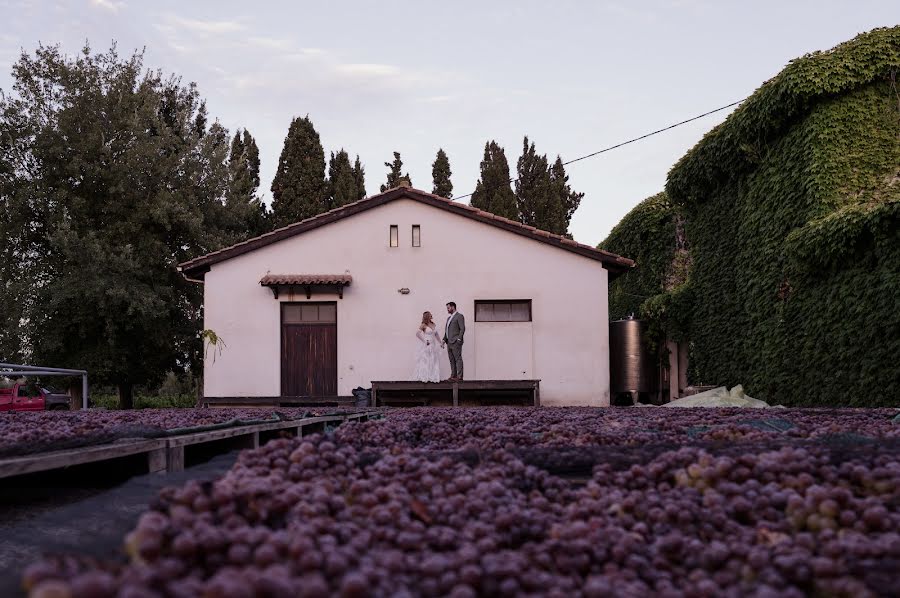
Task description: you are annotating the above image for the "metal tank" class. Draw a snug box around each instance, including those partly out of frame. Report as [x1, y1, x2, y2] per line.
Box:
[609, 317, 658, 404]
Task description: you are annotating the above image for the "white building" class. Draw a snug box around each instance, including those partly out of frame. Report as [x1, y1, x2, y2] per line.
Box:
[178, 186, 633, 406]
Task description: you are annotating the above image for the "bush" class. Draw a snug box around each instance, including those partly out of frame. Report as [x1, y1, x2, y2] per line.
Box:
[89, 371, 199, 409]
[90, 393, 197, 410]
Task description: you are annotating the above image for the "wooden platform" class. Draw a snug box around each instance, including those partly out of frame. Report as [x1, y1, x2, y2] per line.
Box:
[0, 411, 378, 480]
[202, 396, 356, 408]
[371, 380, 540, 407]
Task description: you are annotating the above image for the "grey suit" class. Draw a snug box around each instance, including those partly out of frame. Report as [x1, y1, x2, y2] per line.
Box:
[443, 312, 466, 379]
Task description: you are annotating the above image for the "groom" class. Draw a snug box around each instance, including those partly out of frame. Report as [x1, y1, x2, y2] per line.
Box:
[443, 302, 465, 381]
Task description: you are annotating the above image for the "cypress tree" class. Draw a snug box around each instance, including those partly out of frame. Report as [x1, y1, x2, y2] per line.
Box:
[515, 137, 582, 236]
[470, 140, 517, 219]
[242, 129, 260, 189]
[270, 116, 328, 226]
[226, 128, 269, 238]
[431, 148, 453, 198]
[229, 130, 245, 168]
[380, 151, 411, 192]
[352, 155, 367, 200]
[515, 136, 553, 231]
[327, 149, 358, 209]
[549, 156, 583, 237]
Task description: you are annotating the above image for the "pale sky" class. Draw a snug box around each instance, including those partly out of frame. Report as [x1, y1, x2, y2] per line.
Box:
[1, 1, 896, 245]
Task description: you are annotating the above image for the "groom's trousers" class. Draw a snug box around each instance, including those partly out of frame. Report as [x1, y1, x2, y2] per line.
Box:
[448, 341, 464, 380]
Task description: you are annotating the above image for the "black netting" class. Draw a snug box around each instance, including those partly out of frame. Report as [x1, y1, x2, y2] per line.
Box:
[380, 437, 900, 481]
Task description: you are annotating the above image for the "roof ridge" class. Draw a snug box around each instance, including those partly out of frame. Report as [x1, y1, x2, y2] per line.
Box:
[179, 186, 635, 276]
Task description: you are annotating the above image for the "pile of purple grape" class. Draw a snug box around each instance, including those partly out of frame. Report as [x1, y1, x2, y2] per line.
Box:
[0, 408, 345, 458]
[336, 407, 900, 450]
[22, 408, 900, 597]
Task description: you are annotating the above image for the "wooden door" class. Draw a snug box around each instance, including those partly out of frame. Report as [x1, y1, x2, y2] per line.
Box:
[281, 303, 337, 396]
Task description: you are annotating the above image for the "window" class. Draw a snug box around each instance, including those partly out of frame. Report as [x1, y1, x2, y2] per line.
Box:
[412, 225, 421, 247]
[475, 300, 532, 322]
[389, 225, 399, 247]
[19, 383, 40, 398]
[283, 303, 337, 324]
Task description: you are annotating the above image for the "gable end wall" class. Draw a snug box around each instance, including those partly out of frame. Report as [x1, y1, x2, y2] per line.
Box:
[203, 199, 610, 406]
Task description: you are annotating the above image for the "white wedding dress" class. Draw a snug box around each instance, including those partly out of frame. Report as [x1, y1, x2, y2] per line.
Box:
[413, 325, 442, 383]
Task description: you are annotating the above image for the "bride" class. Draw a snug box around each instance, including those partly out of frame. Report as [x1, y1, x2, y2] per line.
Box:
[413, 311, 443, 383]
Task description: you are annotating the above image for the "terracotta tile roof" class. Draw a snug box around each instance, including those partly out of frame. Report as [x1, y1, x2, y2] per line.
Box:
[178, 187, 635, 280]
[259, 274, 352, 286]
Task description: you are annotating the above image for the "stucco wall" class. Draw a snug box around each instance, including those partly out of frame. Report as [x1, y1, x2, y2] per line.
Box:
[202, 198, 611, 406]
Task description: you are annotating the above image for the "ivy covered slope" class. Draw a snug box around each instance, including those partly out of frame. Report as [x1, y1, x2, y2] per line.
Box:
[600, 193, 674, 316]
[664, 26, 900, 406]
[599, 191, 693, 359]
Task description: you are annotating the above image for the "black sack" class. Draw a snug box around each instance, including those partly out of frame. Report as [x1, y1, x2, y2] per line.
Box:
[351, 387, 371, 408]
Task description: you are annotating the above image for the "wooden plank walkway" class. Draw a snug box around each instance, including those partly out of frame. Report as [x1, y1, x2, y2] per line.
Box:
[371, 380, 540, 407]
[0, 439, 168, 479]
[202, 396, 356, 408]
[0, 411, 378, 480]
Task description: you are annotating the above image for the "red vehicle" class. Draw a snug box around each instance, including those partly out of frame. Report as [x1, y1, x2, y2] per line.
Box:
[0, 381, 71, 411]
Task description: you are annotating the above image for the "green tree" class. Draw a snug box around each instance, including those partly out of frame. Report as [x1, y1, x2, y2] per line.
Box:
[270, 116, 328, 226]
[515, 137, 551, 230]
[470, 140, 517, 219]
[470, 141, 519, 220]
[515, 137, 581, 235]
[226, 128, 269, 237]
[0, 130, 23, 364]
[380, 151, 411, 192]
[431, 148, 453, 198]
[230, 129, 260, 190]
[327, 149, 359, 209]
[549, 156, 583, 236]
[352, 155, 367, 200]
[0, 44, 237, 408]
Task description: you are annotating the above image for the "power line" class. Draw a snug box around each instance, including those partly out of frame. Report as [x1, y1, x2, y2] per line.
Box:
[450, 99, 745, 202]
